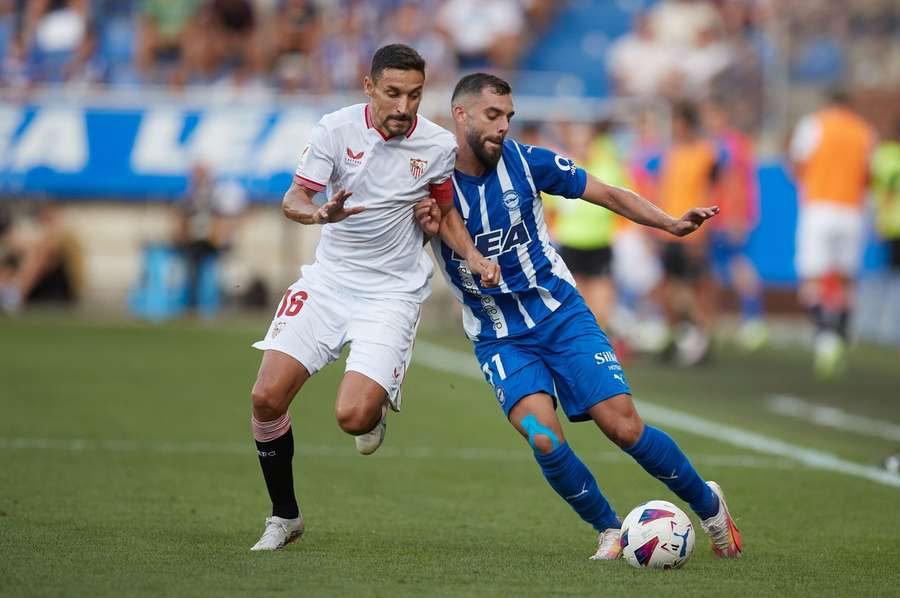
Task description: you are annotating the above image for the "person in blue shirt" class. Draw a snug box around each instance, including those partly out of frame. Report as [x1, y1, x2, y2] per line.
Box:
[416, 73, 742, 561]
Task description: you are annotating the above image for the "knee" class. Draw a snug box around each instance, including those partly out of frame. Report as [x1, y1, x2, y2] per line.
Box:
[335, 403, 378, 435]
[602, 408, 644, 449]
[520, 413, 563, 454]
[530, 433, 558, 455]
[251, 382, 288, 421]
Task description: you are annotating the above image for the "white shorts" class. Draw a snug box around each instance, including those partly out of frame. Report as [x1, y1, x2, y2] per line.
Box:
[252, 275, 421, 411]
[796, 202, 863, 279]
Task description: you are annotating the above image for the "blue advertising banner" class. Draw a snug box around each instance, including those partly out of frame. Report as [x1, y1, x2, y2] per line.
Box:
[0, 102, 325, 201]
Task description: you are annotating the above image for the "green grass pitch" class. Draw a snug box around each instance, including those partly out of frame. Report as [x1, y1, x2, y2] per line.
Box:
[1, 314, 899, 596]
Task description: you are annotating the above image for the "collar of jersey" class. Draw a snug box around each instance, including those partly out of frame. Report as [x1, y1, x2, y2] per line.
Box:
[453, 166, 494, 186]
[364, 104, 418, 141]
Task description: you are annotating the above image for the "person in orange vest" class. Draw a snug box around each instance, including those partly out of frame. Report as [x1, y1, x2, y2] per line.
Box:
[650, 101, 724, 365]
[789, 89, 876, 377]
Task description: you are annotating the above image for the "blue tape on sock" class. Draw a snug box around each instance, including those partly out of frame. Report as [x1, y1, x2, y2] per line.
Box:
[521, 414, 560, 451]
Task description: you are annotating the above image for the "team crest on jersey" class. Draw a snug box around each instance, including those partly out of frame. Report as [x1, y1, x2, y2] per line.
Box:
[409, 158, 428, 179]
[271, 321, 286, 338]
[502, 189, 521, 211]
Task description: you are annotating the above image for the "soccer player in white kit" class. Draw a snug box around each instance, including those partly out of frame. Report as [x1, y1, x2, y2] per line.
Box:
[248, 45, 500, 551]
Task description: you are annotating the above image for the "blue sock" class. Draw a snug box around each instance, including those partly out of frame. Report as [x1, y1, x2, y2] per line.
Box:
[740, 294, 764, 320]
[624, 426, 719, 520]
[534, 442, 620, 532]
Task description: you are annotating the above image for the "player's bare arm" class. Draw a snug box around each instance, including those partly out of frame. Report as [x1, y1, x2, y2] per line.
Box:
[282, 183, 365, 225]
[435, 201, 500, 287]
[581, 176, 719, 237]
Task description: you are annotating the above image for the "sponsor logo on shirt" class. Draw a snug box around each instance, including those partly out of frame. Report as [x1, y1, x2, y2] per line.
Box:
[452, 222, 532, 260]
[409, 158, 428, 179]
[345, 147, 364, 167]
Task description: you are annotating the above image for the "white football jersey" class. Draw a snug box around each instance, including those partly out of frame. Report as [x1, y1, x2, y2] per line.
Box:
[294, 103, 456, 301]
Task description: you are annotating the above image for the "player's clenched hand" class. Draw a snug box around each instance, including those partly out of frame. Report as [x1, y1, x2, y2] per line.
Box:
[414, 197, 441, 236]
[315, 189, 364, 224]
[471, 255, 501, 288]
[666, 206, 719, 237]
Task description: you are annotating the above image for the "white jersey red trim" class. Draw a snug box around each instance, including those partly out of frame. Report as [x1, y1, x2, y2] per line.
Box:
[294, 103, 457, 301]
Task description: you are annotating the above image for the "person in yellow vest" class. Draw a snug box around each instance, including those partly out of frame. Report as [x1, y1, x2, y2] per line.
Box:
[870, 121, 900, 348]
[651, 101, 723, 365]
[545, 121, 625, 329]
[789, 89, 876, 377]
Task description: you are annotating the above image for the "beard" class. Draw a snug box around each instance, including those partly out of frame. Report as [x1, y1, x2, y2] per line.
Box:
[467, 128, 504, 169]
[382, 115, 412, 136]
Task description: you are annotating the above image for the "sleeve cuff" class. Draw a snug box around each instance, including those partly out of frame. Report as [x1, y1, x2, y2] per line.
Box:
[293, 173, 326, 193]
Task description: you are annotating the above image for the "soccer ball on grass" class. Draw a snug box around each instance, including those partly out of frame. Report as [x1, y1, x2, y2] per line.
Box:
[620, 500, 695, 569]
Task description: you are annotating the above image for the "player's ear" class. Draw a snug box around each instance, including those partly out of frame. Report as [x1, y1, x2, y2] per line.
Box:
[363, 75, 374, 98]
[452, 104, 466, 125]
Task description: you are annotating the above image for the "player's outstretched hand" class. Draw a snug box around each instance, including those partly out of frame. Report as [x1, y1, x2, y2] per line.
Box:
[472, 255, 501, 288]
[667, 205, 719, 237]
[414, 197, 441, 236]
[315, 189, 364, 224]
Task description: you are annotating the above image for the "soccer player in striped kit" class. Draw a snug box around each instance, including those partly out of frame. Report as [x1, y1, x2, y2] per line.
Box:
[419, 73, 742, 560]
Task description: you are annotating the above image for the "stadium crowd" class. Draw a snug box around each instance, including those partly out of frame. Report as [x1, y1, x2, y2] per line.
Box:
[0, 0, 556, 92]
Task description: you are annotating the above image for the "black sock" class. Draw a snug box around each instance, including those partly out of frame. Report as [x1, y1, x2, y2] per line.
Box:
[811, 304, 827, 333]
[836, 310, 850, 338]
[255, 428, 299, 519]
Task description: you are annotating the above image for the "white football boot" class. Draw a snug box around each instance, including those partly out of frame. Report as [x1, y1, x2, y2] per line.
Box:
[589, 527, 623, 560]
[250, 515, 305, 551]
[355, 405, 387, 455]
[699, 481, 743, 558]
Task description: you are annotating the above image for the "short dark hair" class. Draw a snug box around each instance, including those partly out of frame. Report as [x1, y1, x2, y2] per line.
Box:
[827, 85, 850, 106]
[370, 44, 426, 80]
[674, 100, 700, 130]
[451, 73, 512, 105]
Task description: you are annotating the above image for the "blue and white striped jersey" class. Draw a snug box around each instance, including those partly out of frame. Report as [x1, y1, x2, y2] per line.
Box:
[432, 138, 588, 341]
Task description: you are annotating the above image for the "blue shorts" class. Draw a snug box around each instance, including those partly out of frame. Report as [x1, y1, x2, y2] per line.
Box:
[473, 293, 631, 422]
[708, 230, 747, 284]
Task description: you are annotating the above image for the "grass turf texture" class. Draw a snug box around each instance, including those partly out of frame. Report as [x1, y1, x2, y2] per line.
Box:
[1, 314, 899, 597]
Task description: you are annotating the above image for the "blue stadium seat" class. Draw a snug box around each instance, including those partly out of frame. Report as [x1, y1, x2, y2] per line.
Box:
[520, 0, 656, 97]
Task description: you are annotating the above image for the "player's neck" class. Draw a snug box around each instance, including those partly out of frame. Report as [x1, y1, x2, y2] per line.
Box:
[455, 143, 487, 178]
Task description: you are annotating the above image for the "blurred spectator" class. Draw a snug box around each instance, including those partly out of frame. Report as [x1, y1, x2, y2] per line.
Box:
[22, 0, 90, 83]
[673, 25, 733, 99]
[868, 120, 900, 347]
[200, 0, 264, 84]
[134, 0, 201, 84]
[607, 13, 674, 98]
[268, 0, 321, 91]
[380, 1, 455, 86]
[312, 1, 375, 93]
[174, 163, 246, 311]
[0, 202, 81, 314]
[649, 101, 722, 365]
[545, 121, 625, 330]
[702, 97, 767, 351]
[437, 0, 524, 69]
[789, 89, 876, 377]
[649, 0, 722, 48]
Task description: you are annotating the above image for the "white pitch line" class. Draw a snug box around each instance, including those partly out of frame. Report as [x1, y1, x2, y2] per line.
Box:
[412, 341, 900, 489]
[0, 437, 791, 470]
[766, 394, 900, 443]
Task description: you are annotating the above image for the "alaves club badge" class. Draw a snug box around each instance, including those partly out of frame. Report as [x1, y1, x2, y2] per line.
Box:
[409, 158, 427, 179]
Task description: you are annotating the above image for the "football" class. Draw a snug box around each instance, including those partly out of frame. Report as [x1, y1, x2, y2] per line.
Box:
[620, 500, 695, 569]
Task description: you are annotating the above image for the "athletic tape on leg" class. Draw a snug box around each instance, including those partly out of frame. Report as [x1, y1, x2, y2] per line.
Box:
[521, 414, 560, 451]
